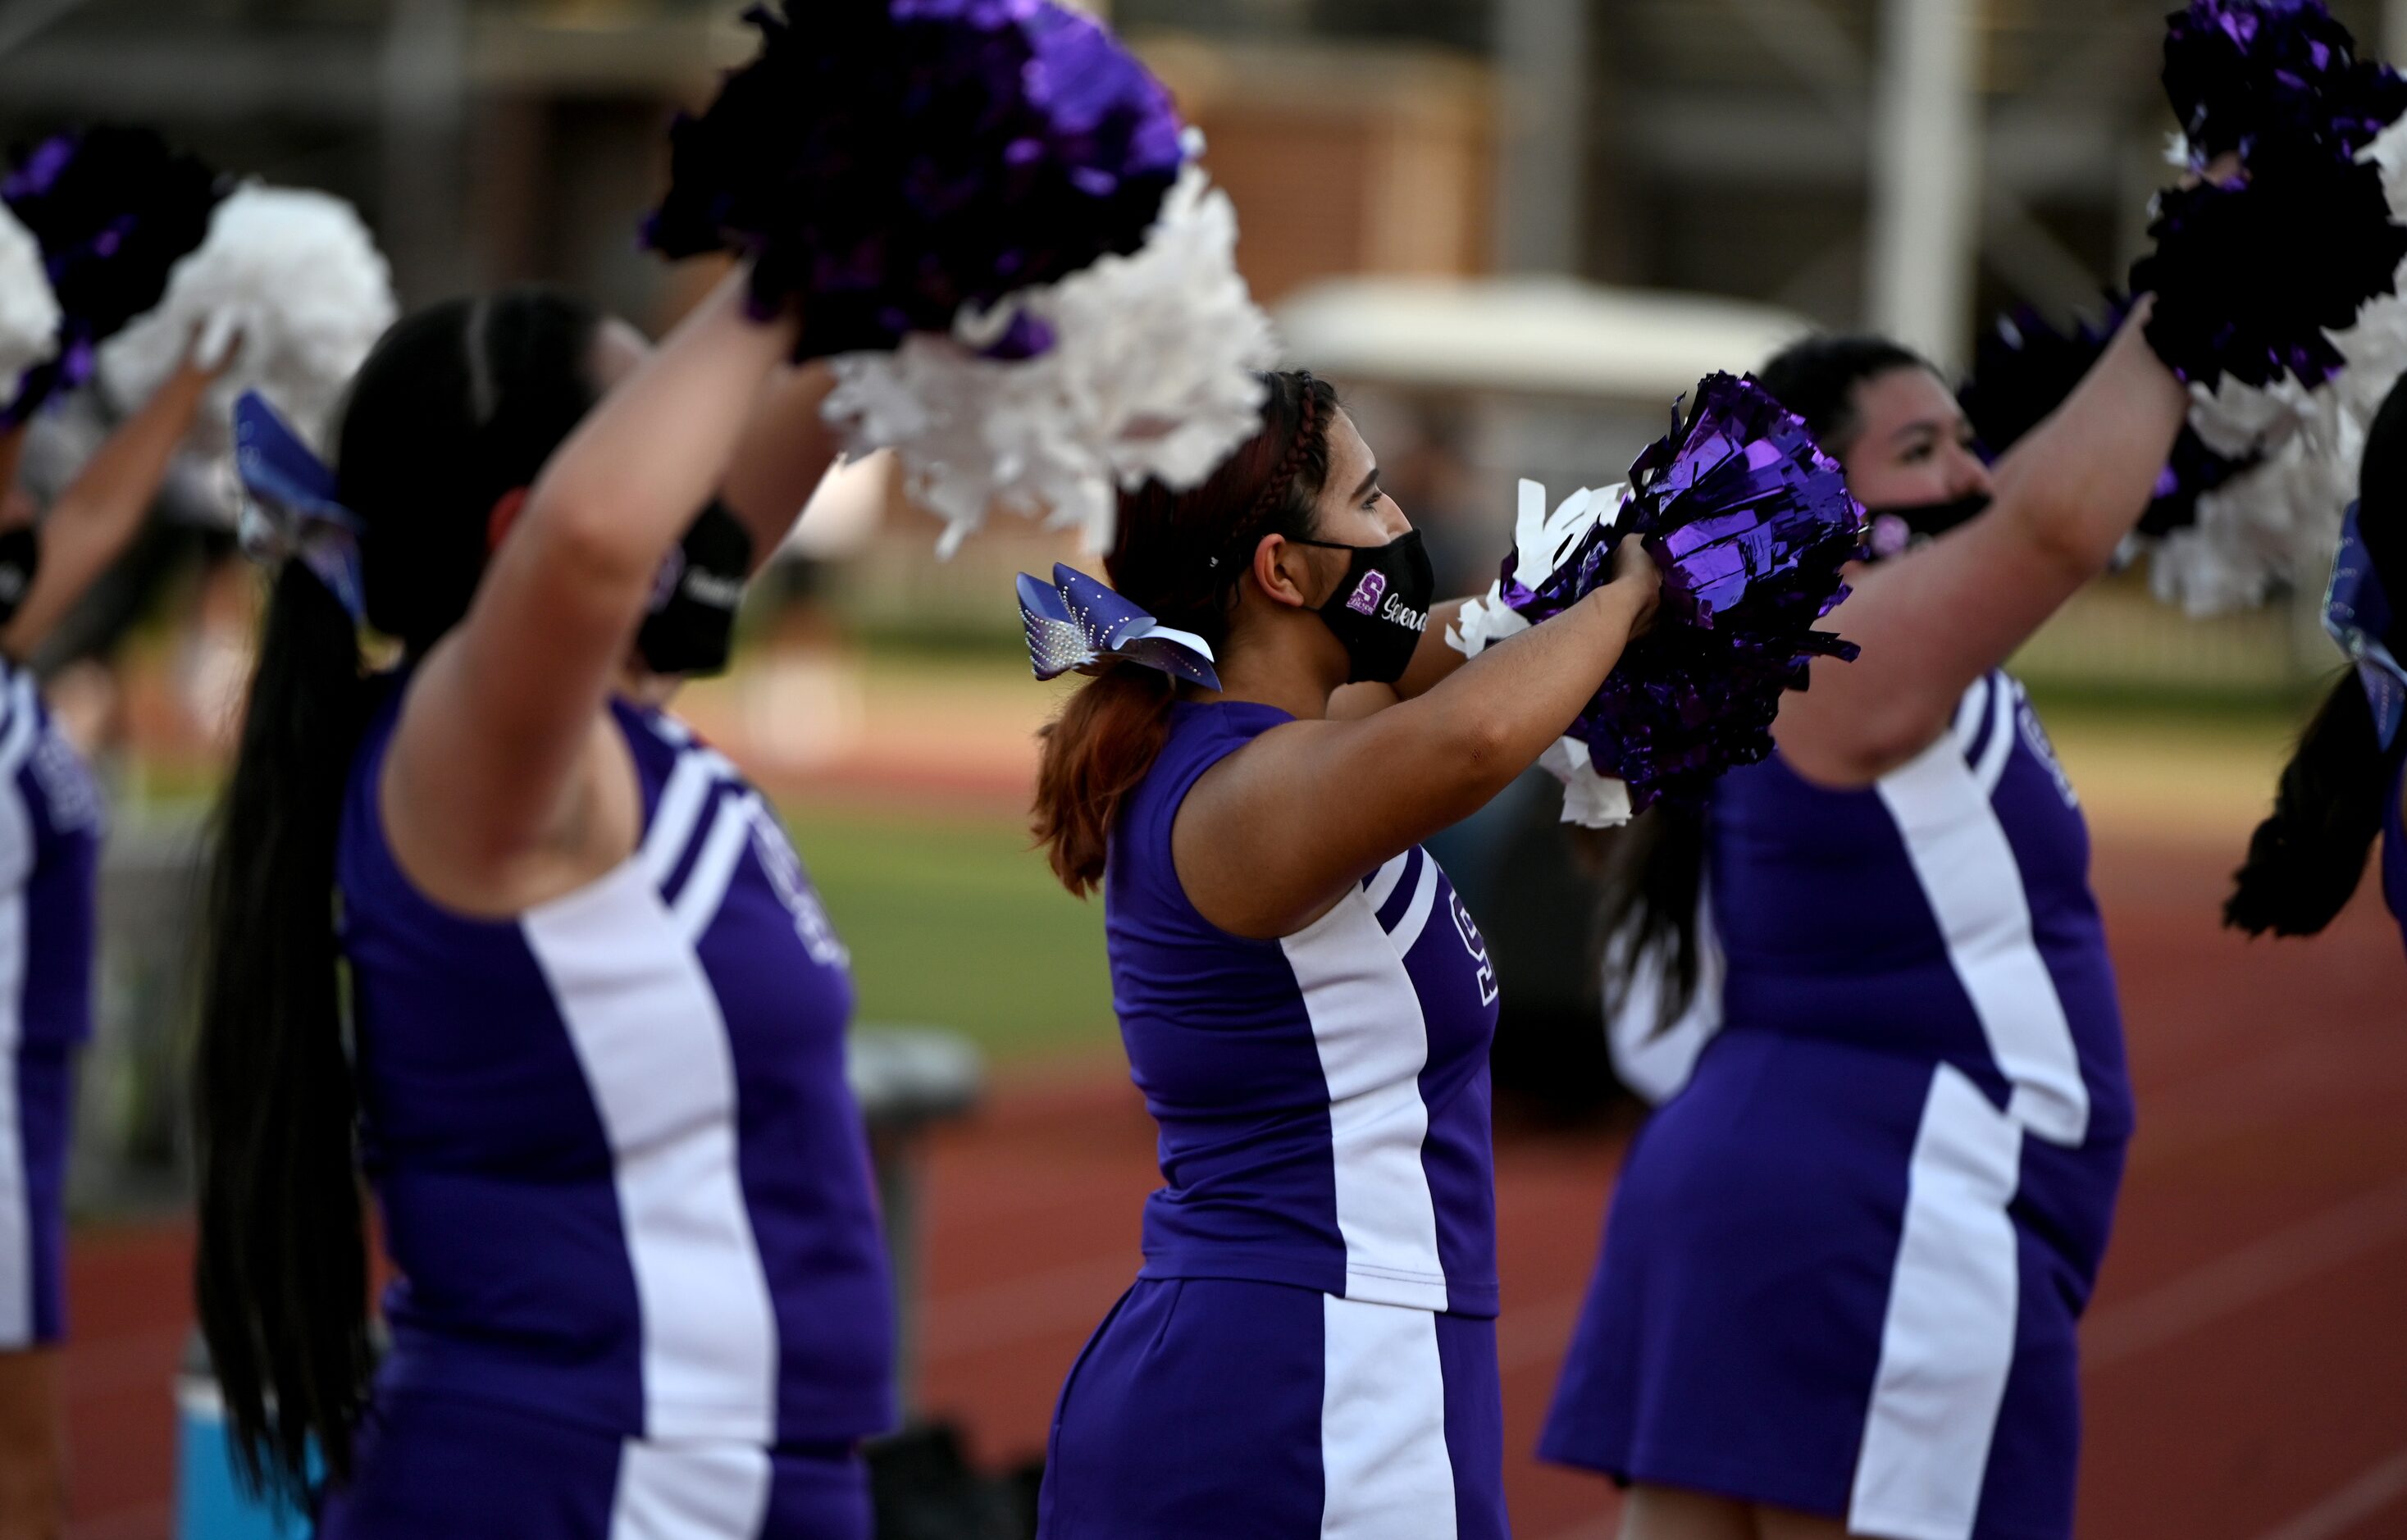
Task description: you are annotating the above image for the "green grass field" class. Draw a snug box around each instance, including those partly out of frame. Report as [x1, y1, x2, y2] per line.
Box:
[785, 802, 1119, 1062]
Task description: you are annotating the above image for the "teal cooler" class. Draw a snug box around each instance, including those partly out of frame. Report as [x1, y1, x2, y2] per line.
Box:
[175, 1333, 312, 1540]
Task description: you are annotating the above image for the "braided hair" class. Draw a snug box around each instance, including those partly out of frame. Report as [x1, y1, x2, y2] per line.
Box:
[1033, 371, 1338, 894]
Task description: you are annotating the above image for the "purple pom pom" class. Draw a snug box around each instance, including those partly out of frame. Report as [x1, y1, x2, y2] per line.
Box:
[642, 2, 1185, 362]
[2164, 0, 2407, 166]
[1958, 297, 2255, 536]
[0, 125, 224, 421]
[2130, 136, 2407, 391]
[1498, 376, 1864, 813]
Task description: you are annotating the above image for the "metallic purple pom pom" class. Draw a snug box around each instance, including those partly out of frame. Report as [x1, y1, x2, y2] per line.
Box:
[642, 1, 1186, 362]
[1498, 375, 1866, 812]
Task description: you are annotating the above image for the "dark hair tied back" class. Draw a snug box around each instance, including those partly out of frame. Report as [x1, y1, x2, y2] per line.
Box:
[194, 287, 607, 1503]
[1033, 371, 1338, 894]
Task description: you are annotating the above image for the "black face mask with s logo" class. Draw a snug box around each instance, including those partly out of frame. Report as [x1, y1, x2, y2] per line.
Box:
[636, 500, 754, 677]
[0, 526, 38, 631]
[1292, 528, 1436, 685]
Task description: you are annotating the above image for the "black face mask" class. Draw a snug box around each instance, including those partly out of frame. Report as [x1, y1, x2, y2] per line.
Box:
[1862, 490, 1994, 562]
[1293, 528, 1435, 685]
[636, 500, 754, 677]
[0, 526, 39, 631]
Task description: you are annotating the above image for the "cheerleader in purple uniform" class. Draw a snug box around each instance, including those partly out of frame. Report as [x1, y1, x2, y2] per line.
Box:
[1543, 317, 2190, 1540]
[190, 276, 893, 1536]
[0, 354, 222, 1536]
[1026, 370, 1659, 1539]
[2228, 374, 2407, 956]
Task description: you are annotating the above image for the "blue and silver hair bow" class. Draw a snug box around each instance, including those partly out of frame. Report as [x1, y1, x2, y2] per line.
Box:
[2327, 500, 2405, 751]
[1017, 563, 1219, 690]
[234, 390, 365, 622]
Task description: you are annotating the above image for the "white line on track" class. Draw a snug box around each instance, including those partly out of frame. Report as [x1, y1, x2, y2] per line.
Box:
[2086, 1171, 2407, 1369]
[2250, 1448, 2407, 1540]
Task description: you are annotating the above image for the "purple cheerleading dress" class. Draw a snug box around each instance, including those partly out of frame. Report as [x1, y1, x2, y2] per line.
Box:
[318, 683, 895, 1539]
[0, 657, 101, 1354]
[1546, 672, 2135, 1540]
[1038, 699, 1507, 1540]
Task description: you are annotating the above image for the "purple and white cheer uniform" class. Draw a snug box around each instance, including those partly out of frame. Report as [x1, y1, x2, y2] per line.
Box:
[320, 684, 894, 1539]
[1039, 699, 1507, 1539]
[1548, 672, 2136, 1540]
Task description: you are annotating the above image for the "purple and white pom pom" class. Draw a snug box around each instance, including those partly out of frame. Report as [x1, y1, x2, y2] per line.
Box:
[824, 159, 1275, 557]
[99, 184, 397, 464]
[0, 201, 58, 409]
[1, 125, 224, 421]
[1450, 376, 1863, 820]
[642, 1, 1185, 362]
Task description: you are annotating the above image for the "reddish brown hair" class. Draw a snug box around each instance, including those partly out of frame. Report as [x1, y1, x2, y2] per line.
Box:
[1034, 371, 1339, 894]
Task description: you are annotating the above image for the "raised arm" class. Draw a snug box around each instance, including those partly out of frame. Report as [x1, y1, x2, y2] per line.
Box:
[2, 356, 216, 658]
[1179, 549, 1656, 938]
[719, 361, 844, 573]
[1776, 312, 2188, 785]
[388, 274, 796, 878]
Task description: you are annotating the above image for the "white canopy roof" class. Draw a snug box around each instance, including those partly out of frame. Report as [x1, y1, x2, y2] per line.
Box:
[1275, 275, 1817, 404]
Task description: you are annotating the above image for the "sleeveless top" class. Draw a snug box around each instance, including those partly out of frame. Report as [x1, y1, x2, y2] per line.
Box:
[1105, 699, 1503, 1316]
[0, 656, 101, 1055]
[336, 682, 895, 1447]
[1706, 670, 2134, 1147]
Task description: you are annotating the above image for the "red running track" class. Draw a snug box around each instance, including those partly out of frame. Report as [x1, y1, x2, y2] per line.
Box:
[57, 835, 2407, 1538]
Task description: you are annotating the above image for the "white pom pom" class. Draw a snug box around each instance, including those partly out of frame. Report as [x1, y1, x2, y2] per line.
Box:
[1446, 581, 1529, 658]
[98, 183, 396, 457]
[2148, 426, 2355, 615]
[1539, 736, 1632, 828]
[0, 201, 59, 408]
[824, 163, 1278, 557]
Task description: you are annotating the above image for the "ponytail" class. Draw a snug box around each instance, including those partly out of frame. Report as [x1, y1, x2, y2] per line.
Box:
[2226, 671, 2397, 936]
[193, 564, 378, 1502]
[1034, 663, 1177, 895]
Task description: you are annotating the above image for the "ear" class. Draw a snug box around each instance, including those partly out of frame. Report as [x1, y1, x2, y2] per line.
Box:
[486, 487, 531, 553]
[1248, 531, 1320, 612]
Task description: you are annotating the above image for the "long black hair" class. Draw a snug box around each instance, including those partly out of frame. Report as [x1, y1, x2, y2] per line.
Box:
[1597, 335, 1938, 1032]
[2226, 374, 2407, 936]
[193, 287, 606, 1502]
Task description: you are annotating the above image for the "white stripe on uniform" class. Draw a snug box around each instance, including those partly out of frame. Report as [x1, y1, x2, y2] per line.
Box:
[522, 859, 779, 1443]
[1282, 874, 1450, 1312]
[1849, 1063, 2025, 1540]
[0, 672, 47, 1346]
[1319, 1293, 1458, 1540]
[1876, 730, 2090, 1147]
[609, 1437, 773, 1540]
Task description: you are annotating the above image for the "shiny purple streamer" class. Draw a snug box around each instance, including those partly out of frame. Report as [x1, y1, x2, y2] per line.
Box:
[1494, 375, 1865, 812]
[641, 1, 1185, 362]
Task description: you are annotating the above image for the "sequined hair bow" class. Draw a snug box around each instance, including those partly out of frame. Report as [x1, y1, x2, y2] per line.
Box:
[233, 390, 365, 622]
[1018, 562, 1219, 690]
[2327, 500, 2406, 750]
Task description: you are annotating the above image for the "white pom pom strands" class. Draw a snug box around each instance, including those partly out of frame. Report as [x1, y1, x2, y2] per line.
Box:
[0, 202, 60, 411]
[98, 184, 397, 458]
[823, 162, 1278, 558]
[1444, 479, 1637, 829]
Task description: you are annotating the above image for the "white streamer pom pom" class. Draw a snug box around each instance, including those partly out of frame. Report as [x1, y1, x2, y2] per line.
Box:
[0, 201, 60, 409]
[824, 162, 1279, 557]
[99, 183, 396, 457]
